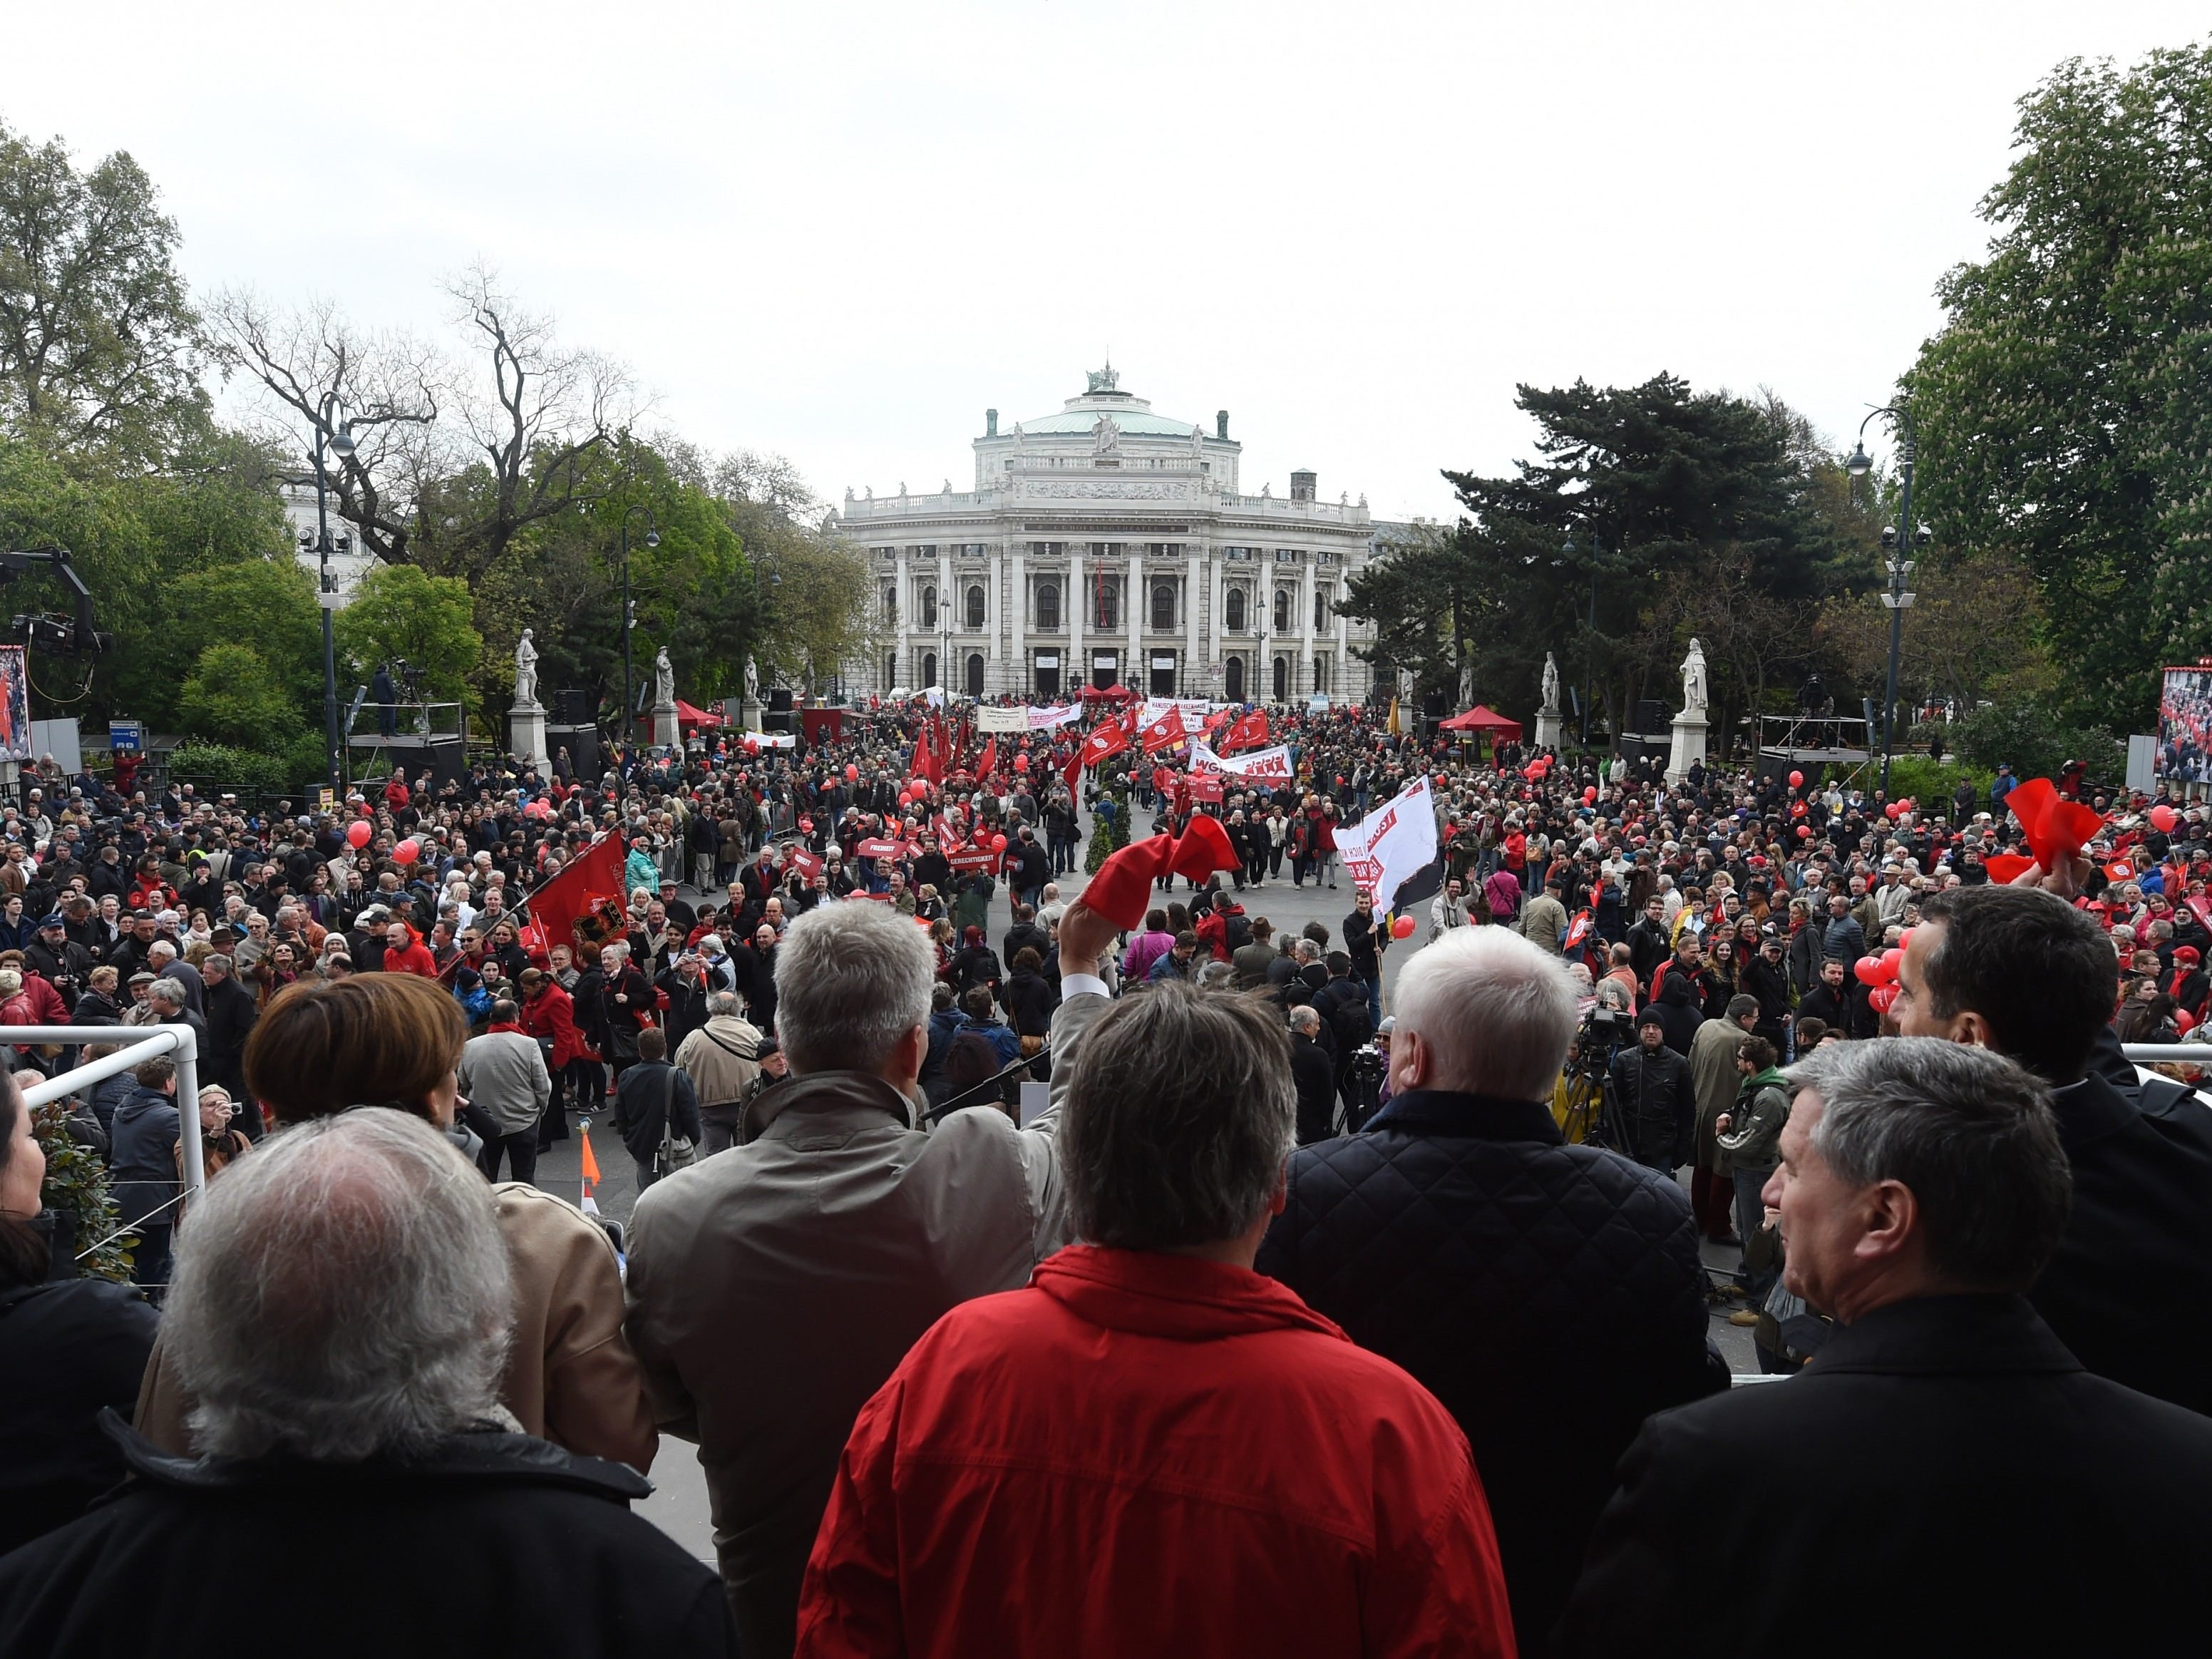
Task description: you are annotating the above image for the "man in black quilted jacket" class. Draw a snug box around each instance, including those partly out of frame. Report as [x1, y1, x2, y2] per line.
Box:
[1258, 925, 1725, 1658]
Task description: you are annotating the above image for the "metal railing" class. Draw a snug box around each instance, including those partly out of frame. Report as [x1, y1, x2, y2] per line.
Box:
[22, 1024, 204, 1266]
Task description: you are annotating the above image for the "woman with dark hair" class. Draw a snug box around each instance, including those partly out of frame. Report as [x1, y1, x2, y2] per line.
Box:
[132, 972, 655, 1474]
[0, 1072, 160, 1555]
[1701, 936, 1742, 1019]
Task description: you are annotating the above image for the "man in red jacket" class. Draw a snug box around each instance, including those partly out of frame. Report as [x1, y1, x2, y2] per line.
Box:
[378, 919, 438, 978]
[794, 982, 1514, 1659]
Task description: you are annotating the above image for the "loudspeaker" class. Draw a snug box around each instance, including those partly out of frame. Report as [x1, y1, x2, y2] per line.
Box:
[548, 724, 600, 780]
[551, 689, 590, 724]
[768, 687, 794, 714]
[386, 734, 470, 787]
[1420, 687, 1449, 719]
[1635, 699, 1667, 734]
[761, 710, 794, 734]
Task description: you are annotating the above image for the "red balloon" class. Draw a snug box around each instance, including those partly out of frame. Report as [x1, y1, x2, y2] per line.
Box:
[1880, 946, 1903, 979]
[844, 763, 858, 782]
[2151, 804, 2179, 833]
[991, 833, 1008, 853]
[346, 820, 372, 848]
[1434, 774, 1449, 789]
[391, 838, 420, 866]
[1868, 983, 1900, 1016]
[1796, 825, 1812, 839]
[1391, 913, 1416, 940]
[1583, 786, 1598, 804]
[910, 778, 930, 796]
[1789, 770, 1804, 789]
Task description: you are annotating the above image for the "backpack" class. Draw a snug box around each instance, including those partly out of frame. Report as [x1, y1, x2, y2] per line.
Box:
[1324, 981, 1374, 1055]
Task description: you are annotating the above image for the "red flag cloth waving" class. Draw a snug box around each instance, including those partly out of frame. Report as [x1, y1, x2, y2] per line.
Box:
[1138, 709, 1185, 756]
[1985, 778, 2105, 885]
[1078, 718, 1131, 770]
[911, 724, 938, 786]
[1083, 816, 1240, 928]
[1221, 708, 1270, 754]
[523, 833, 627, 955]
[976, 736, 998, 781]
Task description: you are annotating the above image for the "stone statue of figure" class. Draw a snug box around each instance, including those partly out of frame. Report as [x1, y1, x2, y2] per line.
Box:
[653, 646, 675, 709]
[1541, 651, 1561, 714]
[744, 655, 761, 704]
[513, 629, 540, 709]
[1680, 637, 1709, 715]
[1092, 414, 1120, 455]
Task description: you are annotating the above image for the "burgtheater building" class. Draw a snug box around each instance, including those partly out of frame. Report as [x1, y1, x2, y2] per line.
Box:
[833, 366, 1382, 704]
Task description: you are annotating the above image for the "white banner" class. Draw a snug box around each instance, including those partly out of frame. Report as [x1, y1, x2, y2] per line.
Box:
[1139, 696, 1215, 732]
[1335, 775, 1438, 912]
[975, 706, 1029, 732]
[1189, 741, 1291, 781]
[1027, 704, 1083, 729]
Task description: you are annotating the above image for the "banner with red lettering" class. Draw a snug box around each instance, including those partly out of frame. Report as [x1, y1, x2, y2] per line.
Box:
[1334, 775, 1439, 912]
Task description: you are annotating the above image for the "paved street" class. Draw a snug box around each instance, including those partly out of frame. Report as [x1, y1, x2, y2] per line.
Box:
[529, 803, 1756, 1559]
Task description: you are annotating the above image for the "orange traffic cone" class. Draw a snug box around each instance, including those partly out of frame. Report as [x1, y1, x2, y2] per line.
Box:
[578, 1124, 602, 1216]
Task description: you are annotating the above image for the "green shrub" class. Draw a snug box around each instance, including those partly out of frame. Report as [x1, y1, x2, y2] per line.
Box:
[1954, 700, 2125, 792]
[165, 742, 294, 797]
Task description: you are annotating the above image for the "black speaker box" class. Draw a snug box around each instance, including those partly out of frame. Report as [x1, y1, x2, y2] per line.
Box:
[551, 689, 590, 724]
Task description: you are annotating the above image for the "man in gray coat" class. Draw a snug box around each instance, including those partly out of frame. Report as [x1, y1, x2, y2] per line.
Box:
[624, 896, 1118, 1659]
[456, 999, 551, 1185]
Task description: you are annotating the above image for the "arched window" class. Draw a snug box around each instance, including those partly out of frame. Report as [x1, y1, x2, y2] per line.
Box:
[1314, 586, 1330, 631]
[965, 585, 985, 630]
[1096, 580, 1118, 630]
[1035, 582, 1060, 630]
[1225, 655, 1245, 702]
[1272, 655, 1289, 702]
[1224, 587, 1247, 632]
[881, 585, 896, 620]
[920, 585, 937, 628]
[1151, 582, 1175, 632]
[1273, 588, 1290, 633]
[885, 654, 897, 689]
[921, 652, 937, 689]
[1313, 656, 1329, 693]
[966, 654, 984, 696]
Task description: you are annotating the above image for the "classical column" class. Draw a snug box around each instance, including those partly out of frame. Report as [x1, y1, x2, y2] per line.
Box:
[1186, 545, 1203, 695]
[1334, 570, 1350, 699]
[1126, 546, 1143, 690]
[893, 547, 909, 693]
[939, 545, 955, 692]
[1069, 545, 1085, 689]
[1300, 556, 1317, 698]
[1208, 548, 1225, 695]
[1007, 543, 1023, 698]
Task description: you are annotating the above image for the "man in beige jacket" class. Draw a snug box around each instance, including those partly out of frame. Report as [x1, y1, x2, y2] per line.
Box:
[625, 897, 1117, 1659]
[674, 991, 763, 1156]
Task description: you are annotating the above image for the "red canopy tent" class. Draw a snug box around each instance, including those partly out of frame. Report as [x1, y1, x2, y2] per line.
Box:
[1080, 684, 1139, 702]
[1439, 705, 1523, 740]
[674, 699, 722, 729]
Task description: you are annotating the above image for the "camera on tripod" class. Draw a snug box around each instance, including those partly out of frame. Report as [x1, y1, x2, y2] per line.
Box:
[1558, 1005, 1635, 1148]
[1341, 1044, 1389, 1136]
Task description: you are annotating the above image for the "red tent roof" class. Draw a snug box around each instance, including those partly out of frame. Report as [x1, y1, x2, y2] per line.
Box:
[1439, 704, 1523, 737]
[674, 699, 722, 727]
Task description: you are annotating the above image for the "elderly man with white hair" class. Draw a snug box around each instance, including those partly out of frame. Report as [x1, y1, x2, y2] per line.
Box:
[0, 1110, 734, 1657]
[1258, 924, 1725, 1658]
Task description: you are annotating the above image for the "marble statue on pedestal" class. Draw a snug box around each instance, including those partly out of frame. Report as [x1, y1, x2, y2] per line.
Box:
[513, 629, 540, 709]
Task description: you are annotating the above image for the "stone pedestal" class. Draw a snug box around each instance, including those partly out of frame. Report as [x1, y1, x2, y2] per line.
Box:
[649, 702, 683, 751]
[509, 702, 551, 773]
[1533, 710, 1565, 753]
[1666, 713, 1709, 786]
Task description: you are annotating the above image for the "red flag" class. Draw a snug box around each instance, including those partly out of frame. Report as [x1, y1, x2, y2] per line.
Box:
[1077, 718, 1131, 771]
[1138, 708, 1185, 756]
[1222, 708, 1270, 754]
[976, 736, 998, 780]
[523, 834, 627, 955]
[1084, 817, 1240, 928]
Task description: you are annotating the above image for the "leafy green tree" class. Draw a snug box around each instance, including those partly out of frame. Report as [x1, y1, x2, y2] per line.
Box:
[0, 118, 207, 458]
[178, 642, 295, 747]
[334, 564, 481, 697]
[1907, 41, 2212, 728]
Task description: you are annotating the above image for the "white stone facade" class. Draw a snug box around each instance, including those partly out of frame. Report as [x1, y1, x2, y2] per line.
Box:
[278, 474, 379, 605]
[833, 367, 1380, 704]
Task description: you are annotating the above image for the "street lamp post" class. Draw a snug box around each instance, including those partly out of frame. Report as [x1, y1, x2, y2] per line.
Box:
[310, 394, 357, 792]
[1561, 534, 1601, 747]
[617, 505, 658, 745]
[1845, 407, 1927, 796]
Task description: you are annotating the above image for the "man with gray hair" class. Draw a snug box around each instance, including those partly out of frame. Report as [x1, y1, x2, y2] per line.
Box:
[674, 990, 763, 1156]
[795, 982, 1516, 1655]
[1558, 1039, 2212, 1657]
[627, 897, 1121, 1659]
[0, 1109, 734, 1656]
[1259, 925, 1723, 1656]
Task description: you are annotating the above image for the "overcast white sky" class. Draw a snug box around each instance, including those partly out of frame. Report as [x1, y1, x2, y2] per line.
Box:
[6, 2, 2205, 522]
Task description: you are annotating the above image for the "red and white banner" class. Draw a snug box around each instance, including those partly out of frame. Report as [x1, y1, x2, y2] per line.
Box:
[1335, 775, 1438, 912]
[1192, 740, 1292, 782]
[855, 837, 902, 861]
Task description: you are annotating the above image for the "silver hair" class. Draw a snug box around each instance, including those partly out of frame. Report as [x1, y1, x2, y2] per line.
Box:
[1292, 938, 1320, 963]
[1784, 1037, 2070, 1290]
[1059, 981, 1294, 1250]
[148, 977, 189, 1010]
[706, 990, 744, 1017]
[1391, 925, 1577, 1101]
[1193, 959, 1236, 990]
[1288, 1005, 1321, 1035]
[773, 899, 933, 1076]
[167, 1109, 513, 1461]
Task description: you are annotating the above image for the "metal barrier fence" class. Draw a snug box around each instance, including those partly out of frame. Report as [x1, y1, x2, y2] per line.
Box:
[24, 1024, 202, 1276]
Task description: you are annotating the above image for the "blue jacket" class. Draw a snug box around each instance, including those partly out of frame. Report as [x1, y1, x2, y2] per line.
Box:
[1257, 1089, 1724, 1655]
[108, 1087, 181, 1227]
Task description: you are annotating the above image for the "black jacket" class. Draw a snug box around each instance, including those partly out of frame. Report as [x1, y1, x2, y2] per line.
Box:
[0, 1276, 158, 1557]
[0, 1419, 734, 1658]
[1607, 1042, 1695, 1169]
[613, 1059, 701, 1166]
[1557, 1295, 2212, 1658]
[1258, 1090, 1725, 1657]
[1287, 1030, 1337, 1144]
[202, 974, 259, 1092]
[2031, 1067, 2212, 1414]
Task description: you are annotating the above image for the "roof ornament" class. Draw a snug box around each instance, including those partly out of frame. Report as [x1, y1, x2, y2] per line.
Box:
[1191, 423, 1205, 455]
[1086, 359, 1119, 394]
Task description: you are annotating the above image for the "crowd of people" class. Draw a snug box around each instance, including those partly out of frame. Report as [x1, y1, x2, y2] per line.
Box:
[3, 700, 2212, 1655]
